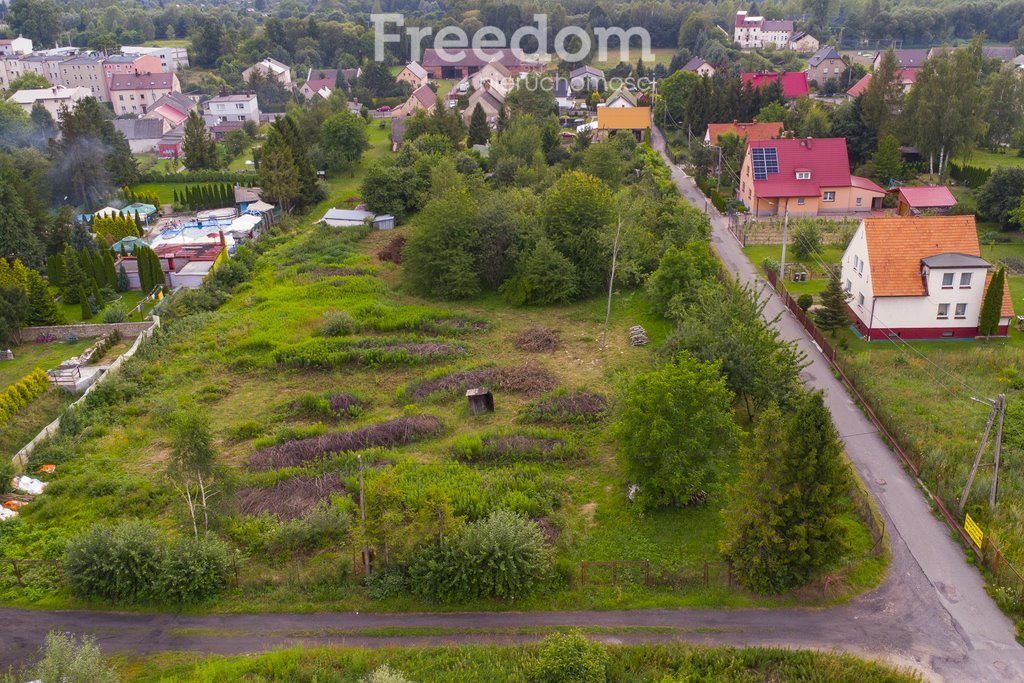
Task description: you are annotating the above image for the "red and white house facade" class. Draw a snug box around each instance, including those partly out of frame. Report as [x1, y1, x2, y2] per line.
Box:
[841, 216, 1014, 340]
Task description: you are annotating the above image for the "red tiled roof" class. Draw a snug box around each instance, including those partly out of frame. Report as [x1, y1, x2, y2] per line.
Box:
[898, 186, 957, 209]
[863, 216, 980, 296]
[110, 72, 175, 91]
[741, 72, 809, 98]
[707, 121, 783, 144]
[747, 137, 851, 198]
[984, 271, 1016, 317]
[850, 176, 886, 193]
[847, 69, 918, 98]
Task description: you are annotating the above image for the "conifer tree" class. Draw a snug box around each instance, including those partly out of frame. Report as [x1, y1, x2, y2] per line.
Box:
[815, 266, 851, 337]
[92, 251, 108, 288]
[117, 264, 130, 293]
[79, 247, 95, 284]
[25, 270, 63, 325]
[723, 392, 851, 594]
[91, 276, 103, 307]
[62, 245, 84, 304]
[467, 103, 490, 146]
[78, 284, 91, 320]
[979, 267, 1006, 336]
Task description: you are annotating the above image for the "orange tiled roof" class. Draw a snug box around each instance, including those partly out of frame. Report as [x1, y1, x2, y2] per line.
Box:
[597, 106, 651, 130]
[706, 121, 783, 144]
[863, 216, 980, 297]
[984, 271, 1016, 318]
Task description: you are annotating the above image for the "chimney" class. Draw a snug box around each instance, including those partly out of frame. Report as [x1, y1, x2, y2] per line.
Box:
[804, 137, 813, 149]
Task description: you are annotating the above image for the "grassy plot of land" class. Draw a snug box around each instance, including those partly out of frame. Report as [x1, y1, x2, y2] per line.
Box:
[590, 47, 677, 70]
[0, 125, 884, 613]
[743, 244, 844, 299]
[57, 291, 152, 325]
[960, 148, 1024, 171]
[119, 642, 923, 683]
[0, 390, 74, 457]
[0, 339, 96, 390]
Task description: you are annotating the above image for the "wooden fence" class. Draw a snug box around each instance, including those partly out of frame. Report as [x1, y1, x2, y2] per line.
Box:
[579, 560, 734, 589]
[765, 267, 1024, 604]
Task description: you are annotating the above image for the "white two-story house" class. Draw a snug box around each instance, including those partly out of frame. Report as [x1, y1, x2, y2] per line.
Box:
[841, 216, 1013, 340]
[202, 93, 260, 126]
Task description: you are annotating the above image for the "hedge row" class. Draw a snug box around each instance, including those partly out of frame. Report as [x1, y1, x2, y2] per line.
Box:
[695, 175, 729, 212]
[0, 368, 50, 427]
[949, 162, 992, 188]
[139, 170, 257, 184]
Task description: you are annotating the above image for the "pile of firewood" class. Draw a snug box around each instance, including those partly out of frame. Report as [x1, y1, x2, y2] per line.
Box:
[628, 325, 649, 346]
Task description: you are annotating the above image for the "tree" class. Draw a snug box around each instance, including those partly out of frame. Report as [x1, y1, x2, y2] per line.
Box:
[645, 241, 720, 317]
[78, 284, 91, 320]
[50, 97, 138, 206]
[790, 221, 822, 260]
[117, 264, 129, 293]
[541, 171, 615, 297]
[8, 72, 50, 93]
[978, 168, 1024, 229]
[467, 103, 490, 146]
[615, 352, 741, 509]
[181, 111, 218, 171]
[402, 187, 481, 300]
[860, 49, 903, 134]
[25, 270, 62, 325]
[582, 142, 626, 190]
[723, 393, 851, 594]
[167, 410, 220, 538]
[982, 68, 1024, 149]
[803, 0, 833, 32]
[272, 115, 324, 210]
[505, 74, 557, 119]
[320, 110, 369, 174]
[258, 128, 300, 214]
[501, 237, 579, 305]
[9, 0, 61, 45]
[868, 134, 902, 184]
[0, 286, 28, 347]
[816, 266, 852, 336]
[189, 18, 226, 68]
[979, 267, 1006, 336]
[0, 170, 42, 267]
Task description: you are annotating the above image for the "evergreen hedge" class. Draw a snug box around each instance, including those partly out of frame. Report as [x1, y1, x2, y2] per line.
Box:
[949, 162, 992, 188]
[0, 368, 50, 427]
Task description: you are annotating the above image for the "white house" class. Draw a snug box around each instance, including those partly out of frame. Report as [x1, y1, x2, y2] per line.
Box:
[681, 57, 716, 78]
[395, 61, 428, 90]
[602, 87, 637, 108]
[202, 93, 260, 126]
[733, 11, 794, 49]
[7, 85, 90, 117]
[569, 65, 604, 93]
[121, 45, 190, 71]
[0, 35, 32, 56]
[243, 58, 292, 90]
[841, 216, 1014, 341]
[469, 58, 514, 95]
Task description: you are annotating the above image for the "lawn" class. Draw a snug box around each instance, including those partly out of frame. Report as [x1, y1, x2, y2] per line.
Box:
[0, 338, 96, 390]
[960, 148, 1024, 171]
[143, 39, 189, 48]
[57, 291, 152, 325]
[590, 47, 676, 70]
[0, 125, 884, 614]
[132, 182, 226, 205]
[744, 244, 844, 300]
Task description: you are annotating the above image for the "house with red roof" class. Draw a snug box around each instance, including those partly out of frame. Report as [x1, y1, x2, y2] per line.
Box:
[704, 121, 784, 145]
[299, 68, 339, 100]
[420, 48, 544, 80]
[738, 137, 886, 216]
[741, 71, 809, 99]
[109, 71, 181, 115]
[897, 186, 958, 216]
[846, 69, 918, 99]
[393, 84, 437, 118]
[841, 216, 1014, 340]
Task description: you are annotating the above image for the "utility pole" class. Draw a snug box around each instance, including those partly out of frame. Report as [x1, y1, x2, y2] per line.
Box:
[958, 396, 1004, 515]
[779, 206, 790, 282]
[602, 212, 623, 350]
[990, 394, 1006, 510]
[358, 454, 370, 576]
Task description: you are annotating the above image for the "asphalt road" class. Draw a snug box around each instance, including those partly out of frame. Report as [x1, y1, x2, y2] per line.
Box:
[1, 135, 1022, 681]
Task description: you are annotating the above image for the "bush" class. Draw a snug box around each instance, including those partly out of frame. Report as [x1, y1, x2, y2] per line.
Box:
[790, 222, 822, 260]
[797, 294, 814, 311]
[155, 537, 233, 605]
[274, 337, 466, 369]
[0, 368, 50, 427]
[31, 632, 120, 683]
[451, 430, 578, 464]
[316, 311, 356, 337]
[409, 509, 549, 601]
[365, 665, 415, 683]
[531, 630, 609, 683]
[0, 458, 14, 494]
[64, 520, 164, 604]
[365, 568, 407, 600]
[519, 390, 608, 425]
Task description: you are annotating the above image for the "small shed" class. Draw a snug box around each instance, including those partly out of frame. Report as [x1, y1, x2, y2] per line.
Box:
[123, 203, 158, 222]
[320, 208, 375, 227]
[372, 215, 396, 230]
[897, 186, 957, 216]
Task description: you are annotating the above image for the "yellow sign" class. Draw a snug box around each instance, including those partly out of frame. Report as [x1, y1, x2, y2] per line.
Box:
[965, 513, 984, 548]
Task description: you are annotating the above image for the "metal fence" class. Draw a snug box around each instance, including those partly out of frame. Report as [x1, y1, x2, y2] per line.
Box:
[766, 267, 1024, 604]
[578, 560, 734, 590]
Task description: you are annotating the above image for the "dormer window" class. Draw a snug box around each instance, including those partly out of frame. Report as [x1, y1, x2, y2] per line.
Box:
[796, 171, 811, 180]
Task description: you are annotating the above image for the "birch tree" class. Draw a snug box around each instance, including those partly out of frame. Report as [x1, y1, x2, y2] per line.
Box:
[167, 411, 220, 538]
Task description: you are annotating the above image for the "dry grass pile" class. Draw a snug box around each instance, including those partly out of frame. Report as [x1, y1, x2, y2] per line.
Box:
[520, 391, 608, 425]
[377, 235, 406, 264]
[404, 365, 556, 401]
[237, 474, 345, 520]
[513, 326, 560, 352]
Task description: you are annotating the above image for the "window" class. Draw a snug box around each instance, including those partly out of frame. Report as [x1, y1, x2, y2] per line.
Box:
[856, 197, 863, 206]
[955, 303, 967, 319]
[857, 293, 865, 307]
[941, 272, 954, 288]
[937, 303, 949, 319]
[959, 272, 972, 288]
[796, 171, 811, 180]
[797, 197, 805, 205]
[846, 279, 852, 292]
[857, 259, 864, 275]
[119, 95, 124, 101]
[237, 115, 245, 121]
[236, 103, 244, 110]
[823, 191, 836, 202]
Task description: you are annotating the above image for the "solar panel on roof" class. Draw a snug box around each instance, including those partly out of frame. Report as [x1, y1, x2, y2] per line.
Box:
[751, 147, 778, 180]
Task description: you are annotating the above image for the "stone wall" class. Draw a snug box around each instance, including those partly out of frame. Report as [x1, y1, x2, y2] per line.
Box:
[17, 321, 156, 343]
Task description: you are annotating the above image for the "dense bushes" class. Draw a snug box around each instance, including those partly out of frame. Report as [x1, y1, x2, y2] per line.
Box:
[173, 183, 236, 211]
[274, 337, 467, 369]
[409, 510, 549, 601]
[0, 367, 50, 427]
[249, 415, 445, 470]
[949, 162, 992, 188]
[138, 170, 257, 184]
[64, 520, 233, 605]
[532, 630, 609, 683]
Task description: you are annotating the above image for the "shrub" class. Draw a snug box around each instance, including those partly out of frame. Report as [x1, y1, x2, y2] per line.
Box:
[790, 222, 822, 260]
[401, 365, 557, 402]
[797, 294, 814, 311]
[316, 311, 356, 337]
[155, 537, 233, 605]
[519, 390, 608, 425]
[365, 568, 408, 600]
[31, 632, 120, 683]
[531, 630, 609, 683]
[365, 665, 415, 683]
[291, 392, 364, 420]
[249, 415, 445, 470]
[101, 303, 128, 323]
[64, 520, 164, 604]
[0, 458, 15, 494]
[0, 368, 50, 427]
[409, 510, 549, 601]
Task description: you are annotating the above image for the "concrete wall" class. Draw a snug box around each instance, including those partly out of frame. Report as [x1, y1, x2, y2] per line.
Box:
[17, 321, 156, 343]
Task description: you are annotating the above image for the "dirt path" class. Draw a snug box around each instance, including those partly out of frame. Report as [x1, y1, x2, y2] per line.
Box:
[3, 136, 1023, 681]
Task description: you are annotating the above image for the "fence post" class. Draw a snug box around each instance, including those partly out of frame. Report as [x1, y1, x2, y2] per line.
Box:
[10, 560, 23, 590]
[703, 561, 709, 587]
[580, 561, 587, 584]
[644, 560, 651, 587]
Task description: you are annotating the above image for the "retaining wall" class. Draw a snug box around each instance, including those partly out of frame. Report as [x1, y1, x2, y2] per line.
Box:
[17, 321, 156, 343]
